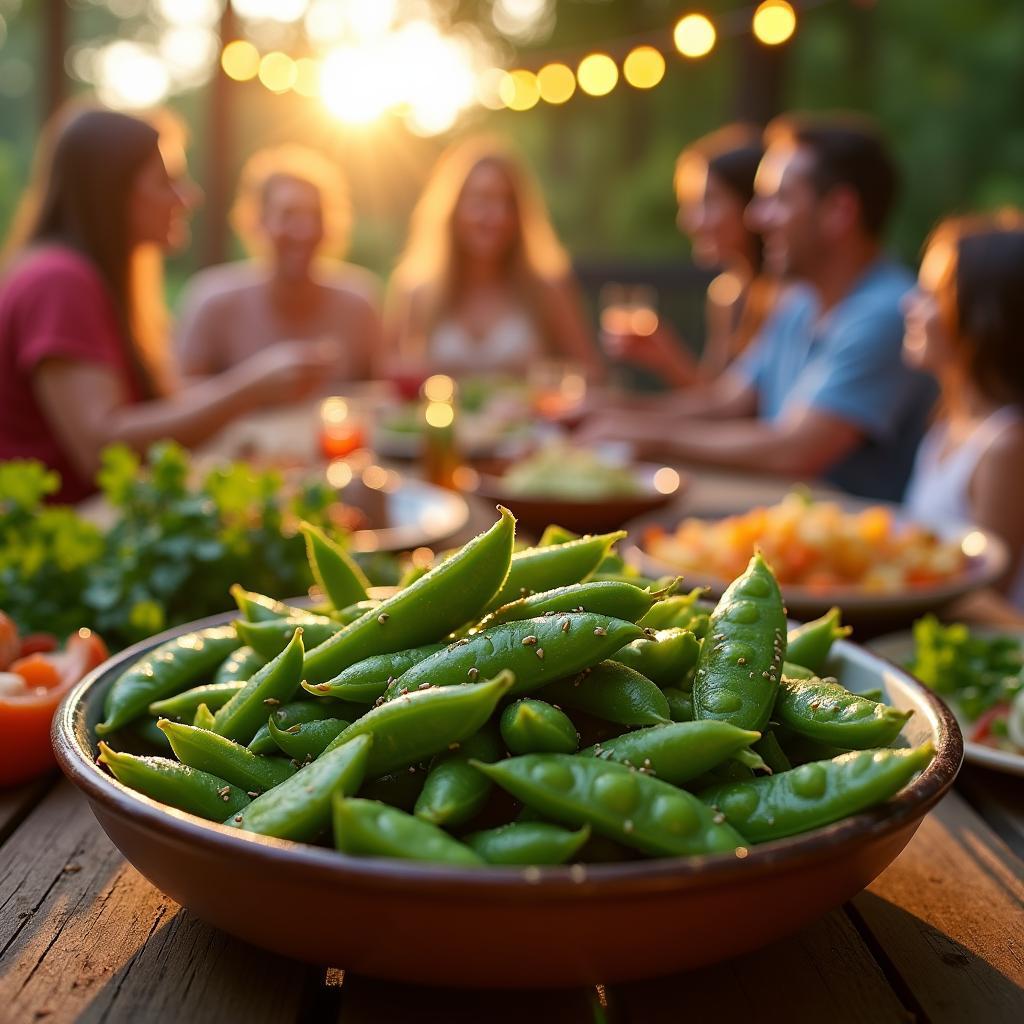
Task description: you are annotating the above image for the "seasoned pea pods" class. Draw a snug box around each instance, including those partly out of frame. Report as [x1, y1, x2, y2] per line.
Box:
[98, 742, 250, 820]
[148, 680, 245, 719]
[612, 628, 701, 688]
[692, 552, 786, 732]
[752, 730, 792, 774]
[333, 797, 484, 866]
[774, 675, 912, 749]
[638, 588, 711, 631]
[333, 600, 381, 626]
[700, 743, 935, 843]
[214, 646, 266, 685]
[477, 580, 669, 631]
[248, 700, 351, 755]
[323, 671, 515, 777]
[361, 765, 427, 811]
[97, 626, 240, 736]
[301, 521, 370, 609]
[537, 524, 579, 546]
[304, 643, 447, 703]
[542, 661, 671, 726]
[582, 721, 762, 785]
[414, 727, 505, 826]
[213, 628, 305, 744]
[193, 703, 216, 730]
[229, 584, 315, 623]
[786, 608, 851, 674]
[466, 822, 591, 865]
[157, 720, 296, 792]
[474, 755, 745, 857]
[382, 614, 645, 701]
[268, 715, 349, 761]
[235, 617, 339, 660]
[484, 532, 625, 612]
[500, 699, 579, 755]
[663, 688, 694, 722]
[229, 735, 372, 841]
[302, 508, 516, 684]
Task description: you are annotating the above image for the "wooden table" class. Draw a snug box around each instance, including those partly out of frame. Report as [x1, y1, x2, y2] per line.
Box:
[1, 762, 1021, 1024]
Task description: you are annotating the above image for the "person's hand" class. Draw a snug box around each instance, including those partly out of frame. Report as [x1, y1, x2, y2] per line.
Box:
[573, 411, 668, 460]
[237, 339, 342, 405]
[601, 325, 698, 386]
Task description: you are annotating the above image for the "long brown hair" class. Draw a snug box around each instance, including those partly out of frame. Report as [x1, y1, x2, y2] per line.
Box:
[390, 135, 571, 351]
[924, 210, 1024, 413]
[3, 105, 170, 397]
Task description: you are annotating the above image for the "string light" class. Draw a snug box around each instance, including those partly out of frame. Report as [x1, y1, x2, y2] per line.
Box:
[292, 56, 320, 97]
[537, 62, 576, 104]
[577, 53, 618, 97]
[674, 13, 717, 58]
[752, 1, 797, 45]
[500, 69, 540, 111]
[220, 39, 260, 82]
[258, 51, 297, 92]
[623, 45, 665, 89]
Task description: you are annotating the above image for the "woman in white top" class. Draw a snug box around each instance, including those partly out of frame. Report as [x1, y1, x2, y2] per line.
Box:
[386, 136, 602, 380]
[903, 212, 1024, 609]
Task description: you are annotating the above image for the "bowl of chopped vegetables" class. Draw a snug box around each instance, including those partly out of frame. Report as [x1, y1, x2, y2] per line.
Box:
[54, 510, 961, 987]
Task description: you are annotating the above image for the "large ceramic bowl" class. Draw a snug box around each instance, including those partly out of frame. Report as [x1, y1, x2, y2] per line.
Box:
[54, 617, 962, 988]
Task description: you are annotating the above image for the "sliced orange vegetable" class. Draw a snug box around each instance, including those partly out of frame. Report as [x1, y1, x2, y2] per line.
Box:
[18, 633, 59, 658]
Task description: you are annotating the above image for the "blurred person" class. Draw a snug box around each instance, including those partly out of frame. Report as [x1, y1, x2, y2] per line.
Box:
[177, 145, 381, 381]
[580, 113, 935, 502]
[903, 213, 1024, 606]
[386, 135, 603, 379]
[0, 106, 336, 503]
[605, 124, 776, 386]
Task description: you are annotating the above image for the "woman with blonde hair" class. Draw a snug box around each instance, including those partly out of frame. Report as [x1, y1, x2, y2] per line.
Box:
[177, 143, 381, 382]
[0, 107, 333, 502]
[387, 135, 601, 378]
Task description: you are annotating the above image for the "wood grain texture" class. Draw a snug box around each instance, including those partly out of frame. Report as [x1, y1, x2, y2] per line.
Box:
[0, 775, 55, 844]
[957, 764, 1024, 861]
[0, 781, 307, 1024]
[854, 791, 1024, 1024]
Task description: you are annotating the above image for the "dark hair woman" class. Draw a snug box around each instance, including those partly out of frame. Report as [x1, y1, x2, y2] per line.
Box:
[903, 212, 1024, 608]
[0, 106, 337, 502]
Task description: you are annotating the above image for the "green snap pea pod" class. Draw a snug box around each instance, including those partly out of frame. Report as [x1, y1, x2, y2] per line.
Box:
[97, 626, 240, 736]
[333, 797, 484, 866]
[98, 742, 250, 820]
[689, 760, 755, 789]
[213, 628, 305, 744]
[303, 508, 516, 684]
[334, 600, 381, 625]
[229, 584, 315, 623]
[732, 748, 771, 773]
[753, 730, 792, 774]
[360, 765, 427, 811]
[484, 531, 626, 612]
[777, 733, 851, 765]
[214, 645, 266, 685]
[583, 721, 762, 785]
[466, 822, 591, 865]
[477, 580, 672, 631]
[474, 754, 745, 857]
[235, 617, 339, 660]
[692, 552, 786, 732]
[414, 727, 504, 826]
[193, 703, 217, 730]
[148, 681, 246, 719]
[786, 607, 851, 674]
[324, 671, 515, 777]
[542, 661, 671, 726]
[500, 699, 579, 755]
[157, 720, 296, 792]
[304, 643, 447, 703]
[775, 675, 912, 749]
[700, 743, 935, 843]
[127, 717, 173, 752]
[248, 700, 352, 755]
[537, 524, 580, 546]
[782, 661, 815, 680]
[612, 628, 701, 688]
[301, 521, 370, 609]
[268, 715, 349, 761]
[860, 688, 884, 704]
[663, 688, 694, 722]
[382, 614, 646, 701]
[638, 588, 710, 631]
[228, 735, 372, 841]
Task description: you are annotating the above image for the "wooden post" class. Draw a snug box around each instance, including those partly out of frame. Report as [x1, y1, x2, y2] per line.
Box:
[43, 0, 68, 119]
[734, 32, 789, 126]
[203, 2, 236, 267]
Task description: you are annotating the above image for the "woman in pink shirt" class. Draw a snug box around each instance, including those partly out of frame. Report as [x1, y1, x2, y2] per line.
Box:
[0, 107, 337, 502]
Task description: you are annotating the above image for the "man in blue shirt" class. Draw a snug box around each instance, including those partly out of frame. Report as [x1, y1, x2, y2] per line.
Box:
[581, 113, 935, 501]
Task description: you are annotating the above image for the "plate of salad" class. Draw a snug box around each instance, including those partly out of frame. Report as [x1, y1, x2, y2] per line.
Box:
[870, 617, 1024, 776]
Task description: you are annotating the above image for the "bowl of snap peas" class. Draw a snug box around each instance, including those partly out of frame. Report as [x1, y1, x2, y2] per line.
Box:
[53, 509, 962, 988]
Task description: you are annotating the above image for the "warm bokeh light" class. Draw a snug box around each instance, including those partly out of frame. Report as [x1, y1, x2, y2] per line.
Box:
[753, 1, 797, 45]
[423, 374, 456, 403]
[623, 46, 666, 89]
[292, 56, 320, 97]
[674, 14, 717, 58]
[961, 530, 989, 558]
[157, 0, 222, 28]
[424, 402, 455, 429]
[500, 69, 541, 112]
[477, 67, 507, 110]
[95, 41, 170, 110]
[221, 39, 260, 82]
[321, 397, 349, 425]
[708, 271, 744, 306]
[320, 46, 391, 124]
[234, 0, 308, 22]
[258, 51, 297, 93]
[326, 459, 354, 489]
[537, 62, 576, 104]
[160, 26, 218, 88]
[451, 465, 480, 491]
[362, 465, 390, 490]
[629, 308, 659, 336]
[653, 467, 682, 495]
[577, 53, 618, 97]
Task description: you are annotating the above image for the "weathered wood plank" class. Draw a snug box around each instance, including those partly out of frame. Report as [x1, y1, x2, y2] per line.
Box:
[0, 775, 55, 845]
[957, 764, 1024, 861]
[611, 909, 911, 1024]
[852, 791, 1024, 1024]
[0, 780, 308, 1024]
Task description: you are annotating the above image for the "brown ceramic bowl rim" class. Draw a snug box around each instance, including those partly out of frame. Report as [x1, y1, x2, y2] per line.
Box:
[54, 610, 963, 902]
